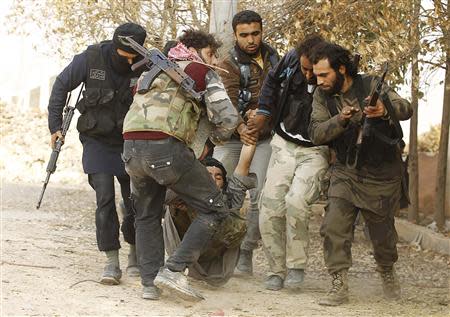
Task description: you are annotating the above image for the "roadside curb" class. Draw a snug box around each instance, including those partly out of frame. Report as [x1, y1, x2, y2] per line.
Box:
[395, 218, 450, 255]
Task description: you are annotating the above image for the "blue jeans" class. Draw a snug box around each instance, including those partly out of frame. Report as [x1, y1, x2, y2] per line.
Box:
[122, 138, 228, 286]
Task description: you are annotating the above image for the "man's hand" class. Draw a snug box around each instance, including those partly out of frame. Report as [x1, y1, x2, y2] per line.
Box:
[364, 98, 386, 118]
[247, 113, 267, 135]
[50, 130, 64, 149]
[237, 123, 258, 146]
[338, 106, 359, 125]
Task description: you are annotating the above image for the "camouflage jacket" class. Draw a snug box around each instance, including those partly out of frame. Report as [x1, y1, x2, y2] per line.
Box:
[123, 61, 240, 146]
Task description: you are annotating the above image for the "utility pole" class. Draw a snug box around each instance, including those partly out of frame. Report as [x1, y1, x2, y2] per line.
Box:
[209, 0, 238, 55]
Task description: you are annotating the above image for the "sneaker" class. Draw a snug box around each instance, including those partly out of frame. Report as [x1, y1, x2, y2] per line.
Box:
[154, 267, 204, 301]
[142, 285, 162, 300]
[235, 249, 253, 276]
[318, 270, 349, 306]
[379, 268, 401, 300]
[100, 264, 122, 285]
[265, 275, 284, 291]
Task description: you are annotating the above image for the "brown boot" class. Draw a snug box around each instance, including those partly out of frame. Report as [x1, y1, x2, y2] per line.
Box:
[379, 267, 401, 300]
[319, 270, 349, 306]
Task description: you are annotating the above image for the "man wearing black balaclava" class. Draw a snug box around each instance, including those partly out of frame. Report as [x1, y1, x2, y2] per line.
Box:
[48, 23, 146, 285]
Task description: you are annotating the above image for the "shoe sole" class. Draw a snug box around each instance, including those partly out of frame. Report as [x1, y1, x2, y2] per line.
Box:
[142, 293, 161, 300]
[318, 298, 349, 306]
[233, 269, 253, 278]
[265, 285, 283, 291]
[126, 268, 141, 277]
[284, 282, 304, 290]
[154, 277, 204, 302]
[100, 276, 120, 285]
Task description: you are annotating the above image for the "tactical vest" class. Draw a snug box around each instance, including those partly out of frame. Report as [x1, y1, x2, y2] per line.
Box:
[326, 75, 402, 168]
[123, 61, 208, 145]
[229, 47, 279, 115]
[76, 42, 136, 145]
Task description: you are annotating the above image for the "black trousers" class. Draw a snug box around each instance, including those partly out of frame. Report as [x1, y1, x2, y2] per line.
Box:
[123, 138, 228, 287]
[88, 173, 135, 251]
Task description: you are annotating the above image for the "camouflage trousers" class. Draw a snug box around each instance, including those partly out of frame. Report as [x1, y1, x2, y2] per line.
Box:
[260, 134, 329, 277]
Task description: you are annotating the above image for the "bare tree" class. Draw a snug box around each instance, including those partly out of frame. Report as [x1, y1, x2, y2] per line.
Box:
[433, 0, 450, 230]
[408, 0, 421, 223]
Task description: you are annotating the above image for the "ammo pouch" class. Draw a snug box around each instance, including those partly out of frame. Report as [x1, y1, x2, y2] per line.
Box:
[76, 88, 116, 136]
[358, 118, 399, 167]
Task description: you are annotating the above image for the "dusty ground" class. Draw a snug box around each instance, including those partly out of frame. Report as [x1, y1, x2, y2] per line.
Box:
[1, 102, 449, 316]
[1, 181, 449, 316]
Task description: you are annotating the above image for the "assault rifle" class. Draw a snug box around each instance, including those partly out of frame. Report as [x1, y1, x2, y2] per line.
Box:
[117, 36, 203, 100]
[36, 85, 84, 209]
[347, 62, 389, 169]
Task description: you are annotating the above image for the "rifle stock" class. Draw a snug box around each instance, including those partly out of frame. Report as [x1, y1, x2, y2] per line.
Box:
[118, 36, 203, 100]
[347, 62, 389, 169]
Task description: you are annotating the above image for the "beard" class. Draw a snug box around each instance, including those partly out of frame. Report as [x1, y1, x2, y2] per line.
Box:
[110, 48, 132, 75]
[244, 46, 260, 58]
[322, 71, 344, 96]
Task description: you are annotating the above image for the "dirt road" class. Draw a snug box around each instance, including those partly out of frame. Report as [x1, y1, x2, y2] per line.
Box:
[1, 181, 448, 316]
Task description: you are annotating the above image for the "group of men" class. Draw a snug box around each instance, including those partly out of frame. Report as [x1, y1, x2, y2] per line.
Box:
[48, 9, 412, 306]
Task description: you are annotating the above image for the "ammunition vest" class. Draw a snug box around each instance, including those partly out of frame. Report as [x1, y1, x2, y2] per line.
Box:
[123, 61, 209, 145]
[326, 75, 402, 168]
[76, 42, 136, 145]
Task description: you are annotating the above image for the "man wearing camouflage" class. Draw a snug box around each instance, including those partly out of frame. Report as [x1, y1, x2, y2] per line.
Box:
[308, 42, 412, 306]
[122, 30, 240, 301]
[248, 35, 329, 291]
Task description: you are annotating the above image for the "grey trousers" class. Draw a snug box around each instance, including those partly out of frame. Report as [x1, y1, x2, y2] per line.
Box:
[123, 138, 228, 286]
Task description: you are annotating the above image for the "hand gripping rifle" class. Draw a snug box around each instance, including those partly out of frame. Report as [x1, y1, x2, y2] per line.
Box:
[117, 36, 203, 101]
[346, 62, 388, 169]
[36, 85, 84, 209]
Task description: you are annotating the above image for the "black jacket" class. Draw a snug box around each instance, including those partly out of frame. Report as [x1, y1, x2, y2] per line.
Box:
[258, 48, 314, 146]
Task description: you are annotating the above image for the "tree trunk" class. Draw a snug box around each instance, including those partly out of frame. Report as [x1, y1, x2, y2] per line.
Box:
[434, 56, 450, 230]
[408, 0, 420, 223]
[433, 0, 450, 230]
[209, 0, 238, 55]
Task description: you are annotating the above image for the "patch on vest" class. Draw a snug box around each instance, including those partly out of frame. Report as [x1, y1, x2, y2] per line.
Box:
[89, 69, 106, 81]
